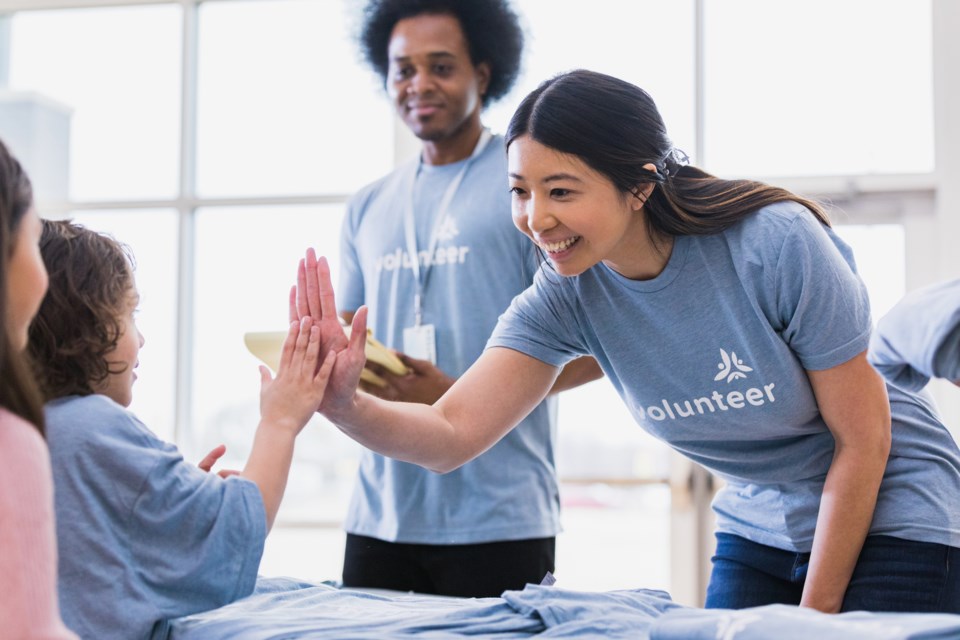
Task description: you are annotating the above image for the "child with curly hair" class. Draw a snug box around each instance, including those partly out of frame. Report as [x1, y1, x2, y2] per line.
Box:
[28, 219, 335, 640]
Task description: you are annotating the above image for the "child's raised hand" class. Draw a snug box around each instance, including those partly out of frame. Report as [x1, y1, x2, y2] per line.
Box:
[243, 317, 335, 530]
[259, 316, 337, 435]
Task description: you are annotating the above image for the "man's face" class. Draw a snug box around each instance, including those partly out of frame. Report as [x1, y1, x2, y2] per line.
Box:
[386, 13, 490, 142]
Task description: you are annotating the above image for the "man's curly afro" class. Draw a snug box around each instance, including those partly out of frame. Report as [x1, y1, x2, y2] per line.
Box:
[358, 0, 524, 107]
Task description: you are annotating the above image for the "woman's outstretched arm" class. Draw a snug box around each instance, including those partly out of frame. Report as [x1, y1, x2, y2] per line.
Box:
[293, 249, 559, 473]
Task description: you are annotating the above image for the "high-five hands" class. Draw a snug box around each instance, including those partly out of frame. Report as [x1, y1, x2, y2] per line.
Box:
[290, 249, 368, 416]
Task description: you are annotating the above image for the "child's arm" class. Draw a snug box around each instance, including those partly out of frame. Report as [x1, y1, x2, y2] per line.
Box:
[240, 317, 336, 531]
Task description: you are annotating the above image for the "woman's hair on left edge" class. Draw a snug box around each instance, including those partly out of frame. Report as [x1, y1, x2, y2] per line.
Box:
[0, 138, 46, 433]
[506, 69, 830, 240]
[28, 219, 136, 402]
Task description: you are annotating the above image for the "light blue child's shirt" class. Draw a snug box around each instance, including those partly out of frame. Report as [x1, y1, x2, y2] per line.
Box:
[45, 395, 266, 640]
[339, 133, 560, 544]
[489, 202, 960, 552]
[869, 278, 960, 390]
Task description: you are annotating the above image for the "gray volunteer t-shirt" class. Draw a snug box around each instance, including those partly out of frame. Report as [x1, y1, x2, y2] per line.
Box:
[490, 201, 960, 551]
[46, 395, 266, 640]
[339, 134, 559, 544]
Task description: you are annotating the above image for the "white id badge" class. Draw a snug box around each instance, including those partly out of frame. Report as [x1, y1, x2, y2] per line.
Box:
[403, 324, 437, 364]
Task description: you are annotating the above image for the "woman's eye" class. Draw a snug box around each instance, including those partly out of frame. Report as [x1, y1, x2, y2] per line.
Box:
[551, 188, 571, 198]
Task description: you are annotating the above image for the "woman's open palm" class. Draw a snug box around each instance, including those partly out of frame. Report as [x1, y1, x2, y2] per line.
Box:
[289, 249, 368, 415]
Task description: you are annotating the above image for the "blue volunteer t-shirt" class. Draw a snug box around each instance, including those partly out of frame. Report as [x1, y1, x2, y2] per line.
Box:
[489, 202, 960, 552]
[869, 278, 960, 390]
[339, 133, 559, 544]
[45, 395, 266, 640]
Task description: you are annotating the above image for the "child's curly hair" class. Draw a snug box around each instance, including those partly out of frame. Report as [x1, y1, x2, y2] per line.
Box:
[28, 220, 136, 401]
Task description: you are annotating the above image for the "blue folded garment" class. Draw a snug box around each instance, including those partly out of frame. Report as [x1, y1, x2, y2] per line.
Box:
[165, 577, 680, 639]
[649, 604, 960, 640]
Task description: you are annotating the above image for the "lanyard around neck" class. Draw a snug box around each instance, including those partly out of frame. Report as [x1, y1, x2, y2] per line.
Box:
[403, 128, 493, 326]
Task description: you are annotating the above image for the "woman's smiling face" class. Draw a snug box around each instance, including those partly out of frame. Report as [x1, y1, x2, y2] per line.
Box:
[508, 135, 650, 278]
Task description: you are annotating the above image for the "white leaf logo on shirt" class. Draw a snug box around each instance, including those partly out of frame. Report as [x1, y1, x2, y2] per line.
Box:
[715, 348, 753, 383]
[436, 217, 460, 242]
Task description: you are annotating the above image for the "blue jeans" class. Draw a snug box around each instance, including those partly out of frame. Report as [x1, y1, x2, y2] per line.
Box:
[705, 532, 960, 613]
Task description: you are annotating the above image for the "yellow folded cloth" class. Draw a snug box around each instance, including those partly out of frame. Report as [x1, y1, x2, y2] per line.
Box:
[244, 327, 409, 387]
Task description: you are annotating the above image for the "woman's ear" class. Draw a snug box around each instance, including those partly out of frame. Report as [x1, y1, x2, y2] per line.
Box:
[629, 163, 660, 210]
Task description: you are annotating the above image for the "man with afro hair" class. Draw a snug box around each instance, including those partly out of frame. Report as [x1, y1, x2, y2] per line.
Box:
[336, 0, 600, 597]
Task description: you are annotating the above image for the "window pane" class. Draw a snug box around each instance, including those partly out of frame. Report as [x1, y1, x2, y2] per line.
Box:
[7, 6, 181, 201]
[66, 210, 179, 442]
[259, 527, 346, 583]
[557, 485, 670, 591]
[835, 223, 906, 321]
[192, 205, 358, 523]
[259, 485, 673, 590]
[557, 379, 672, 481]
[485, 0, 695, 156]
[197, 0, 394, 197]
[704, 0, 933, 177]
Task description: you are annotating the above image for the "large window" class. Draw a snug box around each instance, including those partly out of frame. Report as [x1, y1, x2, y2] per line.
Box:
[7, 5, 181, 201]
[0, 0, 939, 602]
[196, 0, 393, 197]
[703, 0, 934, 177]
[485, 0, 696, 153]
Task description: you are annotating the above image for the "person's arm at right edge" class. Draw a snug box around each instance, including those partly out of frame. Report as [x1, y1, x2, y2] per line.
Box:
[868, 278, 960, 391]
[240, 316, 336, 531]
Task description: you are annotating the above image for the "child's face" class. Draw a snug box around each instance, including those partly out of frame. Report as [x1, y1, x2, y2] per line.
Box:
[92, 287, 144, 408]
[5, 207, 48, 351]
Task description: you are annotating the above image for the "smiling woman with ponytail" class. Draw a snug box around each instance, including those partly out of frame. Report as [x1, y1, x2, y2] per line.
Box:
[298, 69, 960, 616]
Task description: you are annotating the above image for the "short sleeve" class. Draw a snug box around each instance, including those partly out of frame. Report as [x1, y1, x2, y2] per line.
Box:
[869, 278, 960, 390]
[486, 269, 587, 367]
[47, 396, 267, 637]
[774, 212, 872, 370]
[130, 440, 266, 619]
